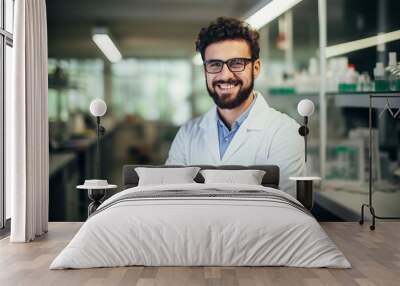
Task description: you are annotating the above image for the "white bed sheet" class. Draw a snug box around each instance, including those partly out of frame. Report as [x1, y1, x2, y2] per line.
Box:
[50, 183, 351, 269]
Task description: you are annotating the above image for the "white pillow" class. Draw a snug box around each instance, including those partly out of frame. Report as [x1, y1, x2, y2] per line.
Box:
[200, 169, 266, 185]
[135, 167, 201, 186]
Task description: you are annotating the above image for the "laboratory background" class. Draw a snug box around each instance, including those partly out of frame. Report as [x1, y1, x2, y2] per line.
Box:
[4, 0, 399, 222]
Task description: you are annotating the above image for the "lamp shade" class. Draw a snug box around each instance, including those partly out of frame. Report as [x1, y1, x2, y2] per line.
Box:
[89, 99, 107, 117]
[297, 99, 315, 117]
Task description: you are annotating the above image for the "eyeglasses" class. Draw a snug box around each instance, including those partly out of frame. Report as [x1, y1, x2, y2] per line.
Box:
[204, 58, 254, 74]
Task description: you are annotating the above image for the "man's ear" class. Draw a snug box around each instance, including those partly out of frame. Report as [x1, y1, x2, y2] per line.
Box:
[253, 58, 261, 79]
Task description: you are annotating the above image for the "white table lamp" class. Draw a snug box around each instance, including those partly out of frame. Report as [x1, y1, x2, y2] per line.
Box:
[297, 99, 315, 163]
[290, 99, 319, 210]
[90, 99, 107, 117]
[76, 99, 118, 217]
[89, 99, 107, 178]
[297, 98, 315, 117]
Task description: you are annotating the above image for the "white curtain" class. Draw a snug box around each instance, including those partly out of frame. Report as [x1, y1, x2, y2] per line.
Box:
[7, 0, 49, 242]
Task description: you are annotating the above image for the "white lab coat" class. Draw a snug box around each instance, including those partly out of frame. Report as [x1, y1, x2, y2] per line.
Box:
[165, 92, 305, 197]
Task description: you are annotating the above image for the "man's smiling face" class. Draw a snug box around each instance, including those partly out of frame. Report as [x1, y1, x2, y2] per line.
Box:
[204, 39, 260, 109]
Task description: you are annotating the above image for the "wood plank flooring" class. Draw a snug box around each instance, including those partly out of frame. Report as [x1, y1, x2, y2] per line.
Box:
[0, 222, 399, 286]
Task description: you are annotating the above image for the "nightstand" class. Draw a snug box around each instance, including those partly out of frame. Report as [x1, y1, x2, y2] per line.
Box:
[77, 180, 117, 216]
[289, 176, 321, 210]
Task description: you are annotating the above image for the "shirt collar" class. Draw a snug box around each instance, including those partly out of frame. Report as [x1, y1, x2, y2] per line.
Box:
[216, 92, 257, 130]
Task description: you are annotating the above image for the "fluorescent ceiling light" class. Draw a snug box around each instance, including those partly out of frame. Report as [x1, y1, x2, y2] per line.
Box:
[326, 30, 400, 58]
[92, 28, 122, 63]
[192, 53, 203, 66]
[245, 0, 303, 30]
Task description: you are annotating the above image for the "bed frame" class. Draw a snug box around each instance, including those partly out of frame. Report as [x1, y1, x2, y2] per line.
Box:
[122, 165, 280, 190]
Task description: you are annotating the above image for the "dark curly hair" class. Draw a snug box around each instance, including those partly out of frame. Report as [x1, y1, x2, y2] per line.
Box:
[195, 17, 260, 61]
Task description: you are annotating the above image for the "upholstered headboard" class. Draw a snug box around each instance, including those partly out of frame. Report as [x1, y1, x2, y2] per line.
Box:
[122, 165, 280, 190]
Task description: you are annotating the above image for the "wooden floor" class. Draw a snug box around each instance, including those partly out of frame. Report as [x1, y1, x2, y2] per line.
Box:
[0, 222, 399, 286]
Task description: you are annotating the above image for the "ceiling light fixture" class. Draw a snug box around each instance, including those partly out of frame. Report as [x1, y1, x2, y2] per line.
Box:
[92, 28, 122, 63]
[245, 0, 303, 30]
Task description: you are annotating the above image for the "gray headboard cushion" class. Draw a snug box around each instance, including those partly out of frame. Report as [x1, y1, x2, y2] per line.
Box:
[122, 165, 280, 190]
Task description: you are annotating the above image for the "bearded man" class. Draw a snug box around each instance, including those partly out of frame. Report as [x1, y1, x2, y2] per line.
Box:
[166, 17, 305, 196]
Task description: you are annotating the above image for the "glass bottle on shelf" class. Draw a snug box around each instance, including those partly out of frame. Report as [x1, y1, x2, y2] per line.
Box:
[374, 62, 389, 92]
[385, 52, 399, 91]
[395, 69, 400, 91]
[358, 72, 372, 92]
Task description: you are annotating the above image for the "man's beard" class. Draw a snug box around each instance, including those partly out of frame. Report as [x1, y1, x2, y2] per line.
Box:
[206, 74, 254, 109]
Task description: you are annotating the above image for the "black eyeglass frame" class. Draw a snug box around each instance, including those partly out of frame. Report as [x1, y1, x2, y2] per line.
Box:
[203, 57, 255, 74]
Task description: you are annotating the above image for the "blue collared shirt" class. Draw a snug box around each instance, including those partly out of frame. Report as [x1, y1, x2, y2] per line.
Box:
[217, 94, 257, 159]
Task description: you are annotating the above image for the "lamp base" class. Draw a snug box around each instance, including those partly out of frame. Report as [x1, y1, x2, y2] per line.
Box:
[289, 177, 321, 211]
[88, 189, 106, 216]
[296, 180, 314, 210]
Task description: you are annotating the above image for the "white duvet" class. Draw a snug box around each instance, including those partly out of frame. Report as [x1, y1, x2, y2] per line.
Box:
[50, 183, 351, 269]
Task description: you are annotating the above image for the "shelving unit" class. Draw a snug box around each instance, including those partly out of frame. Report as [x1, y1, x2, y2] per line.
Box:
[359, 94, 400, 230]
[331, 92, 400, 108]
[269, 92, 400, 108]
[259, 1, 400, 222]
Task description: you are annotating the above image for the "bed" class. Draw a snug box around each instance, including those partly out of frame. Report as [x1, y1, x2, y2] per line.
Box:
[50, 165, 351, 269]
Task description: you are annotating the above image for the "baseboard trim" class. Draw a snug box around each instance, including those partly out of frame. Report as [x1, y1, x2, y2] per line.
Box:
[315, 192, 360, 221]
